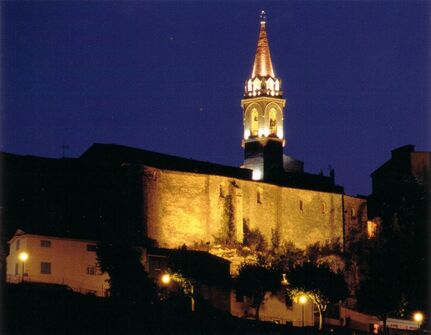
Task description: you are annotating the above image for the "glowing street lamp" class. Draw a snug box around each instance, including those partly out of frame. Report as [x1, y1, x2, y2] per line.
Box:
[299, 295, 308, 327]
[161, 273, 171, 285]
[413, 312, 424, 328]
[18, 251, 29, 282]
[160, 273, 171, 300]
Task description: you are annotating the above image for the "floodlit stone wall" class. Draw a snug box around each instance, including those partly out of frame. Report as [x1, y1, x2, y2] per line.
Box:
[143, 166, 360, 251]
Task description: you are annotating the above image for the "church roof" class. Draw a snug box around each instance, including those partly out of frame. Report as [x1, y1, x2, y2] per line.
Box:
[80, 143, 253, 180]
[251, 14, 275, 78]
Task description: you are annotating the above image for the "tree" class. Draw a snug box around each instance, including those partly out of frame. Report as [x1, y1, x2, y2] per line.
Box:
[287, 262, 349, 330]
[270, 241, 303, 272]
[234, 264, 282, 320]
[356, 244, 406, 335]
[96, 241, 156, 306]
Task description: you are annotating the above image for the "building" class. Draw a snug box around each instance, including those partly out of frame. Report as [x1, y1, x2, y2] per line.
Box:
[6, 229, 315, 325]
[1, 14, 368, 260]
[6, 229, 231, 310]
[369, 144, 430, 218]
[6, 229, 108, 296]
[368, 144, 430, 317]
[0, 12, 375, 327]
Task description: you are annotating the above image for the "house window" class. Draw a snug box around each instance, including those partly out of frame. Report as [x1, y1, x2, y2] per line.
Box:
[351, 208, 356, 218]
[40, 240, 51, 248]
[87, 266, 96, 275]
[299, 200, 303, 211]
[15, 263, 19, 275]
[257, 188, 263, 204]
[41, 262, 51, 274]
[321, 202, 326, 214]
[16, 239, 20, 250]
[87, 244, 97, 252]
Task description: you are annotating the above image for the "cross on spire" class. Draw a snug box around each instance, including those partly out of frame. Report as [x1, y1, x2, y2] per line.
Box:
[260, 10, 267, 24]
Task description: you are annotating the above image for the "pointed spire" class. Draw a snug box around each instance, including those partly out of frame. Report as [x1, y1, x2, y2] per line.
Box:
[251, 10, 275, 78]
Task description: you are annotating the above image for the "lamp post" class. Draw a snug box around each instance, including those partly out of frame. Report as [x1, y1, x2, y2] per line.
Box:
[160, 273, 171, 300]
[299, 295, 308, 327]
[190, 283, 195, 312]
[161, 273, 171, 285]
[18, 251, 29, 282]
[413, 312, 424, 331]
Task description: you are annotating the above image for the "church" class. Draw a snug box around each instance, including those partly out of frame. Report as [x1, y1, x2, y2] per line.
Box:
[1, 13, 369, 266]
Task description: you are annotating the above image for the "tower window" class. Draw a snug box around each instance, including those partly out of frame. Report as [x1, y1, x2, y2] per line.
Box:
[219, 183, 226, 198]
[299, 200, 303, 211]
[321, 202, 326, 214]
[351, 208, 356, 218]
[257, 188, 263, 204]
[252, 78, 261, 91]
[251, 109, 259, 136]
[266, 78, 274, 91]
[269, 109, 277, 135]
[247, 80, 252, 92]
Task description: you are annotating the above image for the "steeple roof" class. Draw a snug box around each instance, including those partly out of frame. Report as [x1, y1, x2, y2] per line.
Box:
[251, 13, 275, 78]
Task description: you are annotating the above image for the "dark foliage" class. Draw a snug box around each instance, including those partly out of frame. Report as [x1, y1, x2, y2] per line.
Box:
[287, 262, 349, 329]
[270, 241, 304, 272]
[167, 249, 230, 287]
[96, 241, 157, 306]
[368, 155, 430, 314]
[4, 282, 327, 335]
[356, 237, 409, 335]
[235, 264, 282, 320]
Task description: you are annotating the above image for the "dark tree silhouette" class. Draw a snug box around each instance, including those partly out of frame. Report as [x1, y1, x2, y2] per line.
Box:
[234, 264, 281, 320]
[287, 262, 349, 329]
[356, 241, 407, 335]
[96, 241, 156, 306]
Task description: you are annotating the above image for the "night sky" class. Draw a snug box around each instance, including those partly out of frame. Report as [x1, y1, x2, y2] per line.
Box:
[2, 1, 429, 196]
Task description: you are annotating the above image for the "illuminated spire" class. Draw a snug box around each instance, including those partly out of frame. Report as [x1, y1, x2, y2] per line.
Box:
[241, 11, 286, 181]
[251, 10, 275, 78]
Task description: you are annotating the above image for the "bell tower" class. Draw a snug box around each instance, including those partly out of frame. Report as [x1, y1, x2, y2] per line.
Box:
[242, 11, 286, 181]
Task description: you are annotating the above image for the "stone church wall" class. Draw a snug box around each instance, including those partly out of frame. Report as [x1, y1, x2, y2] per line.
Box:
[143, 166, 349, 250]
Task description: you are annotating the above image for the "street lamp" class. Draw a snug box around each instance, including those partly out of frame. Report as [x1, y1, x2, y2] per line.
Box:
[299, 295, 308, 327]
[161, 273, 171, 285]
[18, 251, 29, 282]
[160, 273, 171, 300]
[413, 312, 424, 330]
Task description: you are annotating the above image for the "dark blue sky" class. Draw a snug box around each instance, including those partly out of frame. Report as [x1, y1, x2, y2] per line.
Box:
[2, 1, 429, 195]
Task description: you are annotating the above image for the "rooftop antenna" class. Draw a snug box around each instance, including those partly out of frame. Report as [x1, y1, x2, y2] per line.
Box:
[60, 144, 69, 158]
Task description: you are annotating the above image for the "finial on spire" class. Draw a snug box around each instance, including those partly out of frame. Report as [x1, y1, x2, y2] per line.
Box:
[260, 10, 267, 24]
